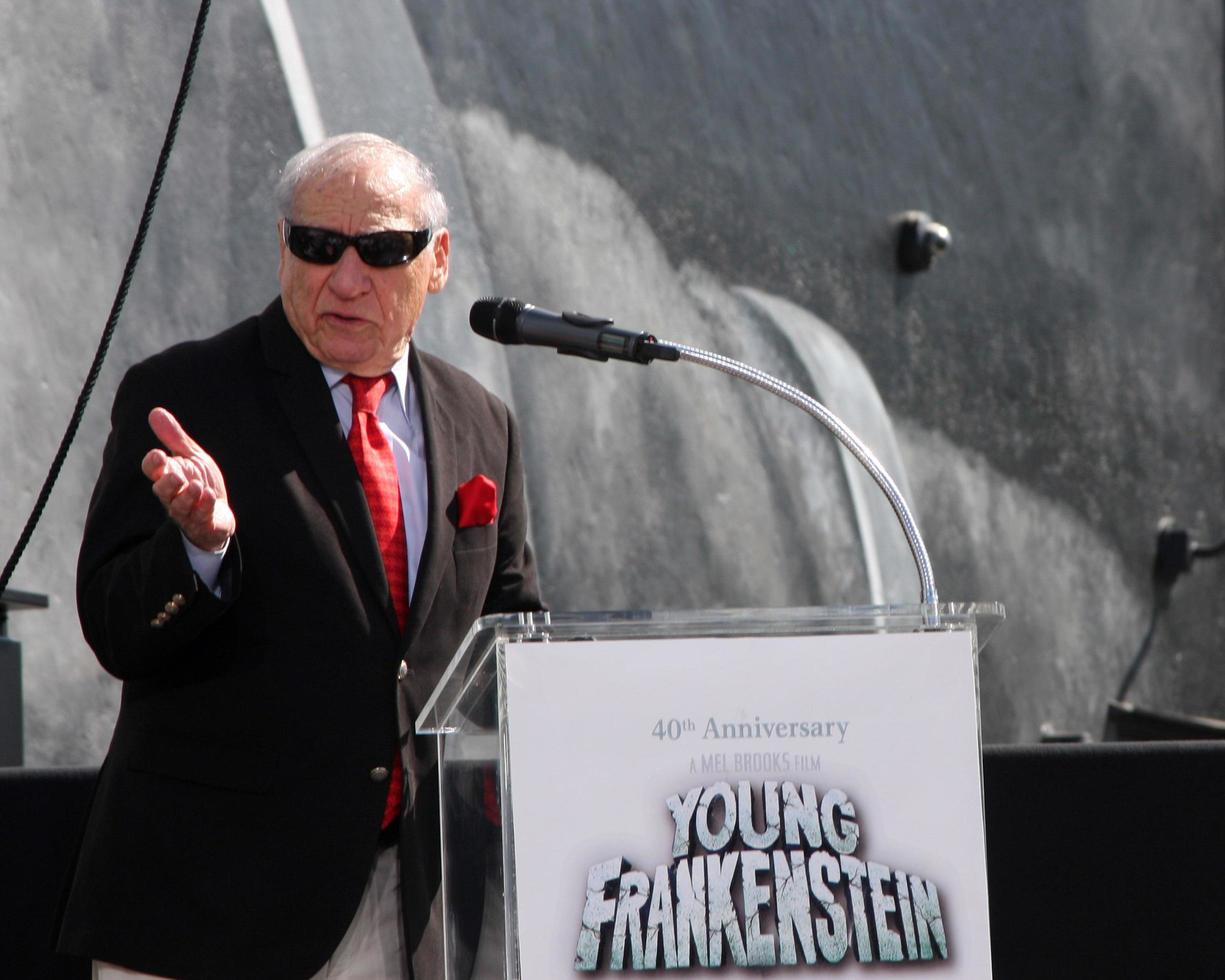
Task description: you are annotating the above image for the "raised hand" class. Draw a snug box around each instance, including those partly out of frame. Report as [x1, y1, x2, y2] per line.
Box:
[140, 407, 236, 552]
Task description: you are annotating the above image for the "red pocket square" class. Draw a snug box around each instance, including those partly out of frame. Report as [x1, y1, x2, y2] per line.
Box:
[455, 474, 498, 528]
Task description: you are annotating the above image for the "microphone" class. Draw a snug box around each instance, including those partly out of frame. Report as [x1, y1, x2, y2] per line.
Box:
[469, 297, 678, 364]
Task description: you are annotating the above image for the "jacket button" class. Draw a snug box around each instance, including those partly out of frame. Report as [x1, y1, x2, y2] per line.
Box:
[397, 660, 408, 681]
[369, 766, 389, 782]
[163, 600, 179, 614]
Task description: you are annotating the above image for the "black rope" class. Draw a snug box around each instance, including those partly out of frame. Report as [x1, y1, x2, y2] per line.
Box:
[0, 0, 213, 598]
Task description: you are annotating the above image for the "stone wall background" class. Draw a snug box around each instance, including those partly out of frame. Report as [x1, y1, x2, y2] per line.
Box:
[2, 0, 1221, 761]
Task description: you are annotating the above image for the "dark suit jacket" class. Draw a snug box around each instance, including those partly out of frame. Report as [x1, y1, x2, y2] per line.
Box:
[58, 299, 542, 979]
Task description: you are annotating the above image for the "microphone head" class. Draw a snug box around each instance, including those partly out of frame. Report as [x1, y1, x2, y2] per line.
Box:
[469, 297, 501, 340]
[469, 297, 527, 343]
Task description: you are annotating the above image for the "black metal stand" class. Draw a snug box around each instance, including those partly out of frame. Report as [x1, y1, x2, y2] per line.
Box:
[0, 588, 49, 766]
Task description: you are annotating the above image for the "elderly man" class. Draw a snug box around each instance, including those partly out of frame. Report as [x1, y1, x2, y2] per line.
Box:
[58, 133, 542, 979]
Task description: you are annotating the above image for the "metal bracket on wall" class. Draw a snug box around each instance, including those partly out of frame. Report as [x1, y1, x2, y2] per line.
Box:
[896, 210, 952, 273]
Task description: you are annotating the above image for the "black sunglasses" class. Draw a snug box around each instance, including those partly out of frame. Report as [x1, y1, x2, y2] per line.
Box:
[282, 222, 433, 267]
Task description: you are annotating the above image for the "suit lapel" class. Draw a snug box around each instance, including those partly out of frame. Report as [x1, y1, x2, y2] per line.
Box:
[405, 347, 456, 653]
[258, 302, 400, 638]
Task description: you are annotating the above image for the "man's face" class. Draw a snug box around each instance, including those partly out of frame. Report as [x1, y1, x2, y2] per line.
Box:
[278, 161, 449, 376]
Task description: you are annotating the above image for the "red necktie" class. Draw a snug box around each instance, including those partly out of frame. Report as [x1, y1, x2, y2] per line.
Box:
[344, 373, 406, 830]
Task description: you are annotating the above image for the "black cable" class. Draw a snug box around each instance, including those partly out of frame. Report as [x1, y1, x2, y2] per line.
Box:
[1113, 524, 1223, 706]
[1114, 592, 1166, 703]
[0, 0, 213, 598]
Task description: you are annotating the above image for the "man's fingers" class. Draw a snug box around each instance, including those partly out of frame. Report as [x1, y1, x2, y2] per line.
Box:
[145, 450, 203, 502]
[148, 407, 203, 459]
[151, 468, 189, 509]
[141, 449, 168, 482]
[165, 479, 204, 523]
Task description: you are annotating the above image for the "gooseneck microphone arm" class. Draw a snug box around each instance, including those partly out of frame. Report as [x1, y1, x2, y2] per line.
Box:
[469, 298, 938, 613]
[658, 341, 938, 613]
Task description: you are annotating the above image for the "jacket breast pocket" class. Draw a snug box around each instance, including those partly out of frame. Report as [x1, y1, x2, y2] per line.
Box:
[453, 524, 497, 554]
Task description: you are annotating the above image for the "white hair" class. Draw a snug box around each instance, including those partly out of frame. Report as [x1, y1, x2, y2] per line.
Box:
[274, 132, 448, 228]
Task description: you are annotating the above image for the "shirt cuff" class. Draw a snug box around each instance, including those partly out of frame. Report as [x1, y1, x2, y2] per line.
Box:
[181, 533, 229, 595]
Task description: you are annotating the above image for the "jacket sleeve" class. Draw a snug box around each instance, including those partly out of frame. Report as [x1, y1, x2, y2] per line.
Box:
[481, 403, 544, 616]
[76, 360, 241, 680]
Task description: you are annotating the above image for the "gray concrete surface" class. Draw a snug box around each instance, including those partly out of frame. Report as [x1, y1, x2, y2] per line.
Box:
[2, 0, 299, 762]
[1, 0, 1222, 761]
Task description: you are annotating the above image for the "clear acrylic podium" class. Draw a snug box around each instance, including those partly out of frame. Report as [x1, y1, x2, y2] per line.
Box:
[417, 602, 1003, 979]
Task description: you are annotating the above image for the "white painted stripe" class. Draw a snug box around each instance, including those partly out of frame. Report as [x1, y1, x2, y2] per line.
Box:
[259, 0, 326, 147]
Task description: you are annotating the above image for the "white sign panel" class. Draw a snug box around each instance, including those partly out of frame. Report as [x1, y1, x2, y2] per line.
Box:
[504, 629, 990, 977]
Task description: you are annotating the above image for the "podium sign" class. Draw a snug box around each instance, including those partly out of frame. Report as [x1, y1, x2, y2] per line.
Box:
[419, 604, 1002, 979]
